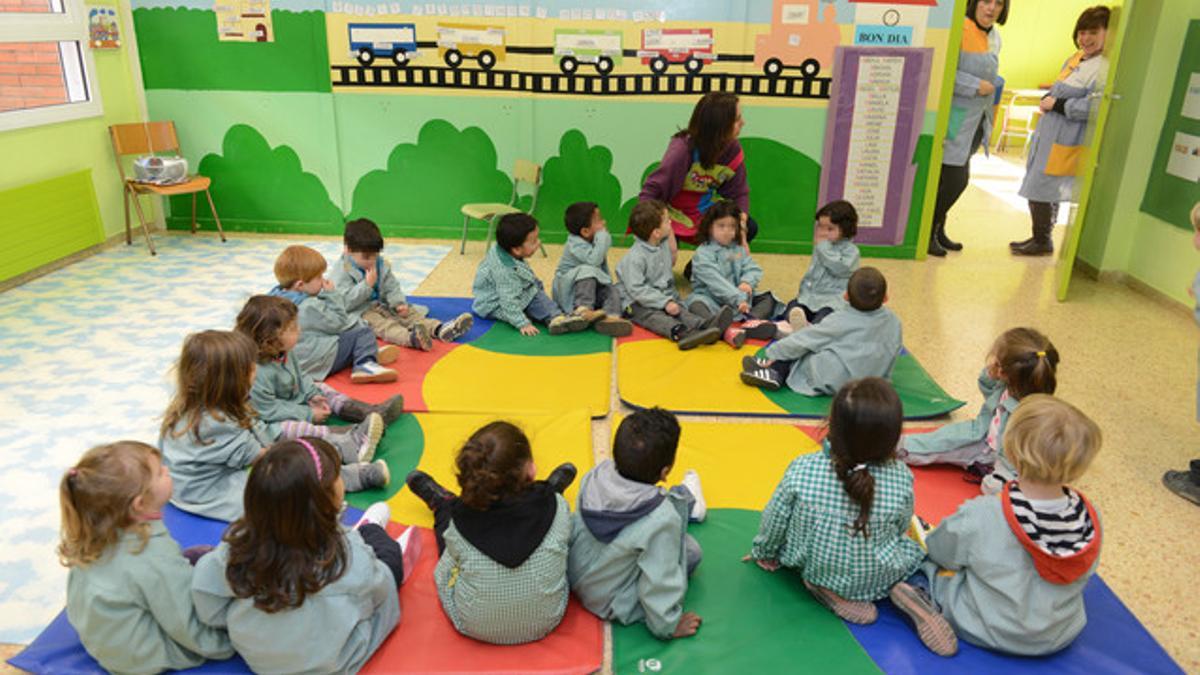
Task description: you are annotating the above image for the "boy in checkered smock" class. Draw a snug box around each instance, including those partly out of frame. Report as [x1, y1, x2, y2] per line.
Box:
[747, 378, 957, 657]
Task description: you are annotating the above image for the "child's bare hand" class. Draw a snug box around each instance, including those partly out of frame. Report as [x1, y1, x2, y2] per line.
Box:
[364, 266, 378, 287]
[737, 302, 750, 314]
[672, 612, 702, 638]
[1189, 285, 1196, 299]
[985, 354, 1002, 380]
[395, 304, 410, 316]
[738, 282, 753, 294]
[310, 405, 330, 423]
[519, 324, 540, 336]
[742, 554, 779, 571]
[322, 278, 335, 292]
[665, 301, 681, 316]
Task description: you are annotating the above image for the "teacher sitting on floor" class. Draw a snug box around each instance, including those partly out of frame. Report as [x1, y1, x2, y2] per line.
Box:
[1012, 5, 1109, 256]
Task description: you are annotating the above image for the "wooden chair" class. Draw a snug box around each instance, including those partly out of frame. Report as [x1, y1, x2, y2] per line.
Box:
[459, 158, 546, 256]
[109, 121, 226, 255]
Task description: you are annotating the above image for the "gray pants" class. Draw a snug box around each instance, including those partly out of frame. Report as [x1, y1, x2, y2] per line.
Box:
[669, 484, 704, 575]
[627, 301, 708, 340]
[573, 278, 623, 315]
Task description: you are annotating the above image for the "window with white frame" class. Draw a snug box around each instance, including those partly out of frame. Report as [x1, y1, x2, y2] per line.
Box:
[0, 0, 103, 131]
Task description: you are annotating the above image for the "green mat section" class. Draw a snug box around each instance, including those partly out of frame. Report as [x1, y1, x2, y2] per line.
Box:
[335, 414, 424, 508]
[760, 351, 965, 419]
[612, 509, 881, 674]
[470, 320, 614, 357]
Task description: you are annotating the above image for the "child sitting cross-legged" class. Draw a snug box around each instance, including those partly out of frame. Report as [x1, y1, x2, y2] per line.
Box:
[568, 408, 707, 640]
[746, 378, 957, 657]
[617, 200, 731, 350]
[472, 213, 589, 336]
[405, 421, 578, 645]
[920, 395, 1102, 656]
[331, 218, 473, 351]
[779, 199, 861, 333]
[269, 245, 399, 384]
[742, 267, 901, 394]
[551, 201, 634, 337]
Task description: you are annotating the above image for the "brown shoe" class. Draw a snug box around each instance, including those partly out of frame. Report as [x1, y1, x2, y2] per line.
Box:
[572, 307, 606, 324]
[889, 581, 958, 656]
[595, 316, 633, 337]
[804, 581, 877, 624]
[377, 344, 401, 364]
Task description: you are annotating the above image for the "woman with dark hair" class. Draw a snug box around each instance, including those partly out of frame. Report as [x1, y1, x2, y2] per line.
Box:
[928, 0, 1008, 257]
[1012, 6, 1110, 256]
[639, 92, 758, 251]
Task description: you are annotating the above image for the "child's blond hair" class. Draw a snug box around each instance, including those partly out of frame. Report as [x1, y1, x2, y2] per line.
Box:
[59, 441, 161, 567]
[1190, 202, 1200, 231]
[1004, 394, 1101, 484]
[274, 245, 327, 288]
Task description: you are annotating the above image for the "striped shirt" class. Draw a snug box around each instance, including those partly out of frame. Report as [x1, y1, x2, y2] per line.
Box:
[1008, 486, 1095, 556]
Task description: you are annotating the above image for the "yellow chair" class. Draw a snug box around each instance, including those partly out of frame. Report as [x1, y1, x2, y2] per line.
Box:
[993, 92, 1042, 156]
[459, 159, 546, 256]
[109, 121, 226, 255]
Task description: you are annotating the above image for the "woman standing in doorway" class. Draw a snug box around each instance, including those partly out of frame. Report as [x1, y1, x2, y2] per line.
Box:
[929, 0, 1008, 257]
[1012, 6, 1110, 256]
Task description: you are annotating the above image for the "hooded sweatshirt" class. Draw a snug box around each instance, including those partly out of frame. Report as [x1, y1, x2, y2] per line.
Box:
[567, 460, 691, 640]
[924, 482, 1101, 655]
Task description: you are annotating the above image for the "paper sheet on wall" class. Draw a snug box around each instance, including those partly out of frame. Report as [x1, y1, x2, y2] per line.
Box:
[843, 56, 904, 230]
[1166, 131, 1200, 182]
[1183, 73, 1200, 120]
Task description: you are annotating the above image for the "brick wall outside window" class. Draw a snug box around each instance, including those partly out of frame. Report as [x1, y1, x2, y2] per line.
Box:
[0, 42, 69, 112]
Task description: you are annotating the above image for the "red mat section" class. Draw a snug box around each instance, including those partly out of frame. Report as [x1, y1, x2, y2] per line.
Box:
[365, 525, 604, 675]
[326, 341, 449, 408]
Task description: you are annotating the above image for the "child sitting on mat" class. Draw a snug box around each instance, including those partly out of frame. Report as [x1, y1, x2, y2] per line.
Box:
[236, 295, 401, 461]
[62, 441, 234, 673]
[746, 378, 957, 656]
[568, 407, 707, 640]
[331, 218, 473, 351]
[617, 200, 730, 351]
[901, 327, 1059, 494]
[920, 395, 1102, 656]
[405, 422, 577, 644]
[780, 200, 861, 333]
[552, 201, 634, 337]
[686, 200, 779, 348]
[160, 331, 389, 521]
[741, 267, 901, 394]
[193, 438, 415, 673]
[472, 213, 589, 336]
[269, 244, 399, 384]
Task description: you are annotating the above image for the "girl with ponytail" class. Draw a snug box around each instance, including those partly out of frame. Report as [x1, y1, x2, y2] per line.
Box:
[406, 421, 578, 644]
[902, 327, 1060, 494]
[747, 378, 957, 656]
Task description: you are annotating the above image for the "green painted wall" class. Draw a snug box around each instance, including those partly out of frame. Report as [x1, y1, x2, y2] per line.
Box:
[0, 0, 149, 240]
[998, 0, 1100, 91]
[1077, 0, 1199, 305]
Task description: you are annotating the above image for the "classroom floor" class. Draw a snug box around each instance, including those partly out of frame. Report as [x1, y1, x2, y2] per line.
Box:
[2, 151, 1198, 672]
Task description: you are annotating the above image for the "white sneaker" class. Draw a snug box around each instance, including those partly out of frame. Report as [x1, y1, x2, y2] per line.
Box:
[355, 501, 390, 529]
[351, 361, 398, 384]
[397, 526, 423, 585]
[682, 470, 706, 522]
[355, 413, 384, 463]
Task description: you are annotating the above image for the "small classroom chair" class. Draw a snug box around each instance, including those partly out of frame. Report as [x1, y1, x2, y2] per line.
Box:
[459, 158, 546, 256]
[993, 92, 1042, 156]
[109, 121, 226, 255]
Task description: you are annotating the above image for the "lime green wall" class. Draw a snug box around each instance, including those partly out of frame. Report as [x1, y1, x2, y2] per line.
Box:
[1077, 0, 1199, 305]
[0, 0, 149, 240]
[998, 0, 1100, 91]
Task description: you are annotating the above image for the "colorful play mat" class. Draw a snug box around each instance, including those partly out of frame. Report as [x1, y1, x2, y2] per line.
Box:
[326, 296, 613, 417]
[617, 326, 966, 419]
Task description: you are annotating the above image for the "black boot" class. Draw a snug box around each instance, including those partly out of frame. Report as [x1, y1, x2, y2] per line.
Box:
[1012, 222, 1053, 256]
[1009, 236, 1034, 249]
[545, 462, 578, 494]
[927, 223, 947, 257]
[935, 222, 962, 251]
[405, 470, 454, 509]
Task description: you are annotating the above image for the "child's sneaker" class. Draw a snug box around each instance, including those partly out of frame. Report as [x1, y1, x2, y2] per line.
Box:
[572, 306, 606, 324]
[343, 460, 390, 492]
[377, 344, 401, 365]
[548, 314, 587, 335]
[741, 367, 782, 390]
[408, 324, 433, 351]
[354, 412, 384, 462]
[805, 581, 878, 624]
[595, 315, 634, 337]
[741, 319, 778, 341]
[1163, 459, 1200, 505]
[742, 354, 771, 372]
[406, 470, 454, 509]
[681, 469, 706, 522]
[397, 526, 422, 584]
[545, 462, 578, 493]
[436, 313, 474, 342]
[889, 581, 958, 656]
[722, 326, 747, 349]
[351, 361, 398, 384]
[354, 501, 391, 529]
[707, 305, 734, 333]
[677, 326, 721, 350]
[787, 307, 809, 333]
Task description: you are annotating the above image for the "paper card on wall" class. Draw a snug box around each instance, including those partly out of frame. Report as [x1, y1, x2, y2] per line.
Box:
[473, 3, 483, 14]
[1166, 131, 1200, 182]
[365, 6, 375, 15]
[632, 10, 644, 21]
[506, 5, 517, 17]
[519, 4, 529, 17]
[390, 2, 401, 12]
[332, 1, 343, 11]
[354, 5, 364, 15]
[1183, 73, 1200, 121]
[570, 8, 581, 19]
[656, 10, 665, 22]
[87, 5, 121, 49]
[377, 4, 389, 14]
[581, 8, 592, 20]
[558, 9, 568, 18]
[595, 8, 607, 19]
[536, 6, 546, 18]
[614, 9, 626, 20]
[483, 4, 494, 15]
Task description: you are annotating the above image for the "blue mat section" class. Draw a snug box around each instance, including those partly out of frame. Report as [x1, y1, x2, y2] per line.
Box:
[848, 576, 1183, 674]
[408, 295, 493, 343]
[9, 504, 363, 675]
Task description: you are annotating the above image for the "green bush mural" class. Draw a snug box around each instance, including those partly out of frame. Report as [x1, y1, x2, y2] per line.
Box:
[169, 124, 342, 230]
[133, 8, 330, 92]
[527, 130, 624, 240]
[348, 119, 512, 231]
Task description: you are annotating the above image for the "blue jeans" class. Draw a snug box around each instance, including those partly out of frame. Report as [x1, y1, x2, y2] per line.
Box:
[524, 288, 563, 324]
[331, 324, 378, 373]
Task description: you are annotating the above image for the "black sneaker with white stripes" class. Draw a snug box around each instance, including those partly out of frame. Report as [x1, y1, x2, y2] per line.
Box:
[742, 355, 771, 372]
[741, 368, 781, 390]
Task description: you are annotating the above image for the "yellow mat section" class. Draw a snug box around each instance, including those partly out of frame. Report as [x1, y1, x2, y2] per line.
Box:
[618, 338, 776, 415]
[387, 410, 595, 528]
[423, 345, 611, 417]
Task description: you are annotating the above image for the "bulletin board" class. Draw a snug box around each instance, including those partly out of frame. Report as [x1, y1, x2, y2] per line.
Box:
[1140, 19, 1200, 228]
